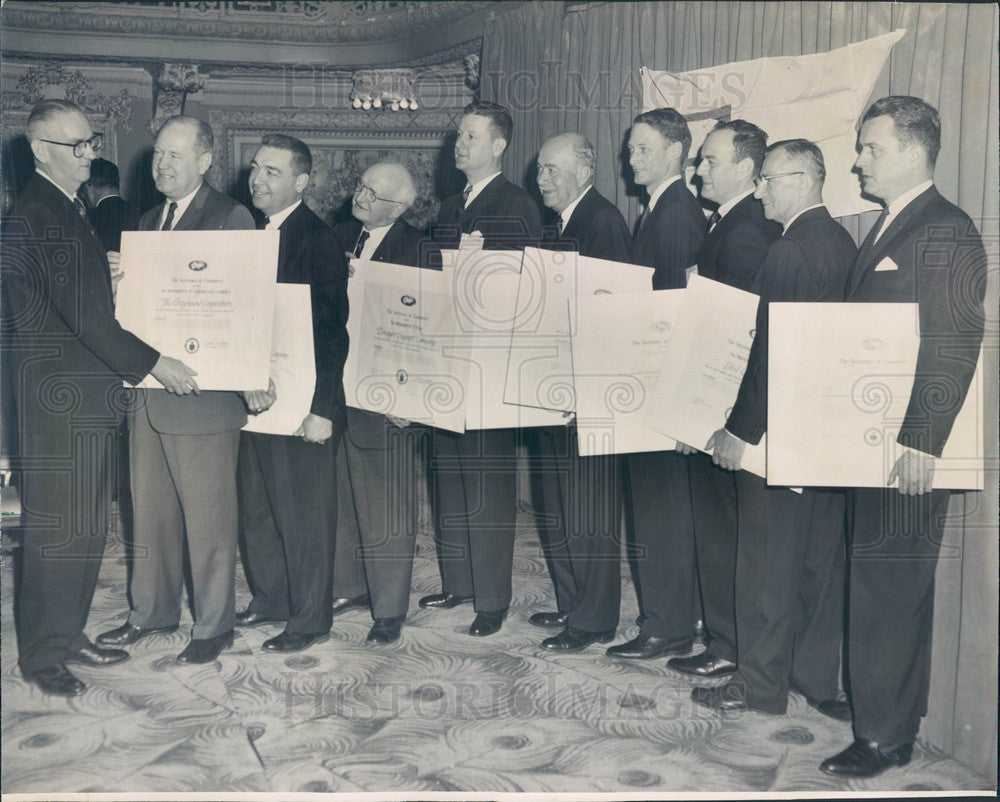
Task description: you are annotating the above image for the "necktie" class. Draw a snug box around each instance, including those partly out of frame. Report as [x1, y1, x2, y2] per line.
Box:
[73, 196, 88, 218]
[557, 218, 565, 237]
[462, 185, 472, 208]
[867, 206, 890, 245]
[161, 201, 178, 231]
[354, 229, 370, 258]
[706, 210, 722, 232]
[635, 207, 648, 236]
[258, 216, 270, 231]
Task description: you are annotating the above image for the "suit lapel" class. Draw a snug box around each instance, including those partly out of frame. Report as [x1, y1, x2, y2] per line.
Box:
[171, 182, 210, 231]
[461, 175, 505, 226]
[848, 187, 938, 296]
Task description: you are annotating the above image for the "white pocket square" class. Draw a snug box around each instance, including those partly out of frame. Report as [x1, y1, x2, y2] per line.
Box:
[874, 257, 899, 272]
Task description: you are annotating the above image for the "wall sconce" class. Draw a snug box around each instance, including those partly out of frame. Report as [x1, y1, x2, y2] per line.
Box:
[350, 68, 418, 111]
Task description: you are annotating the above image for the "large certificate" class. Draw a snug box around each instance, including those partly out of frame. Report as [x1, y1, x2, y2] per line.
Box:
[503, 247, 653, 412]
[767, 302, 984, 490]
[442, 250, 566, 430]
[243, 284, 315, 436]
[343, 260, 467, 433]
[117, 230, 279, 390]
[573, 290, 682, 456]
[645, 275, 766, 477]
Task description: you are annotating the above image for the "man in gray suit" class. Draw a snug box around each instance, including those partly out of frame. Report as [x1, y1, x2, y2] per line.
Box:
[98, 116, 255, 664]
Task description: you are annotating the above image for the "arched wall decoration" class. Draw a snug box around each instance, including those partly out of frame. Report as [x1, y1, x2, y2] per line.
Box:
[9, 63, 136, 133]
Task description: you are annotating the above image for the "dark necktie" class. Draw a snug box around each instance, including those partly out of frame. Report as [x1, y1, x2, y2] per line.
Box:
[557, 218, 565, 237]
[258, 216, 270, 231]
[161, 201, 178, 231]
[635, 207, 648, 236]
[354, 229, 370, 258]
[707, 210, 722, 232]
[73, 196, 88, 218]
[462, 185, 472, 207]
[867, 206, 890, 245]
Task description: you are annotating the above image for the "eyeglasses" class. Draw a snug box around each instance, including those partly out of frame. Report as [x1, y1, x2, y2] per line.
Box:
[37, 133, 104, 158]
[353, 179, 404, 204]
[754, 171, 803, 188]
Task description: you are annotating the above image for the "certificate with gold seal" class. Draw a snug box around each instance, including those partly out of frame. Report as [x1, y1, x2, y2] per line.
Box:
[117, 230, 279, 390]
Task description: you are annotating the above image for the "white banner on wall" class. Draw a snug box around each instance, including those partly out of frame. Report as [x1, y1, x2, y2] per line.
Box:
[641, 29, 906, 219]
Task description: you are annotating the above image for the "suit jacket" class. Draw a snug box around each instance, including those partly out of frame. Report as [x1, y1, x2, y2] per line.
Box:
[432, 173, 542, 252]
[334, 217, 424, 268]
[278, 203, 350, 431]
[3, 173, 158, 452]
[553, 186, 633, 263]
[696, 193, 781, 292]
[87, 195, 135, 252]
[137, 181, 255, 435]
[846, 186, 986, 457]
[726, 207, 857, 444]
[633, 178, 705, 290]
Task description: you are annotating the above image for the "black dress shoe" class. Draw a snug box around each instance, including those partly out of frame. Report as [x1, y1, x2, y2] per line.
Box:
[807, 696, 852, 722]
[528, 611, 567, 628]
[96, 622, 178, 646]
[235, 609, 284, 627]
[468, 609, 506, 636]
[366, 617, 404, 644]
[541, 627, 616, 652]
[27, 665, 86, 697]
[606, 633, 693, 660]
[419, 592, 474, 610]
[262, 631, 328, 653]
[176, 630, 234, 664]
[691, 683, 749, 712]
[820, 738, 913, 778]
[66, 643, 130, 667]
[667, 652, 737, 677]
[331, 594, 371, 616]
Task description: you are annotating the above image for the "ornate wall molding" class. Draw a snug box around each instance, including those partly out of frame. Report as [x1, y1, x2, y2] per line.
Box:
[3, 63, 137, 132]
[3, 1, 505, 47]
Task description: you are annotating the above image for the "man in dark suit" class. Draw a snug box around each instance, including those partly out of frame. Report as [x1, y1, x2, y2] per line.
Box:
[3, 100, 196, 696]
[98, 116, 255, 664]
[604, 108, 705, 663]
[526, 132, 631, 651]
[331, 161, 427, 645]
[691, 139, 855, 717]
[233, 134, 349, 653]
[821, 97, 986, 778]
[668, 119, 781, 680]
[420, 101, 542, 636]
[84, 157, 135, 252]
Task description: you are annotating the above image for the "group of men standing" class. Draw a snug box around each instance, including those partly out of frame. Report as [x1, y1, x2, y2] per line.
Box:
[3, 89, 985, 780]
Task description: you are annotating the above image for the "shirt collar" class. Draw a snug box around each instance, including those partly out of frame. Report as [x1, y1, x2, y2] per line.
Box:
[646, 174, 682, 213]
[264, 199, 302, 230]
[464, 172, 502, 206]
[782, 203, 825, 233]
[560, 185, 592, 226]
[35, 168, 79, 203]
[717, 186, 755, 220]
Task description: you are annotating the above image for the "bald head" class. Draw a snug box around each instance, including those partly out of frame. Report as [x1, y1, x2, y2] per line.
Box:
[537, 132, 595, 213]
[352, 161, 418, 229]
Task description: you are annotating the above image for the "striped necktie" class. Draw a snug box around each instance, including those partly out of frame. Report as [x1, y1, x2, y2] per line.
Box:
[462, 185, 472, 208]
[354, 229, 370, 258]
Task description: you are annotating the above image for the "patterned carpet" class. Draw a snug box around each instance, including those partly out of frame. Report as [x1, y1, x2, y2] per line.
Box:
[1, 480, 992, 797]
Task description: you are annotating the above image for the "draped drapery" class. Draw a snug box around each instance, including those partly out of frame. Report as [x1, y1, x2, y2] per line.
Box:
[482, 1, 998, 778]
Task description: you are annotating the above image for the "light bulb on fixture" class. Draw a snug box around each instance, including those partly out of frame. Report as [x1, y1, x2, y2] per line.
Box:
[352, 97, 362, 109]
[373, 97, 382, 108]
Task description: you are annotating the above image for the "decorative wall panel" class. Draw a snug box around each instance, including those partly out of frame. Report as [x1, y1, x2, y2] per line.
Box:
[211, 108, 464, 229]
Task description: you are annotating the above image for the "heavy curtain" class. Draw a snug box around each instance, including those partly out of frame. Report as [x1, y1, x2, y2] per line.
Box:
[482, 1, 998, 778]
